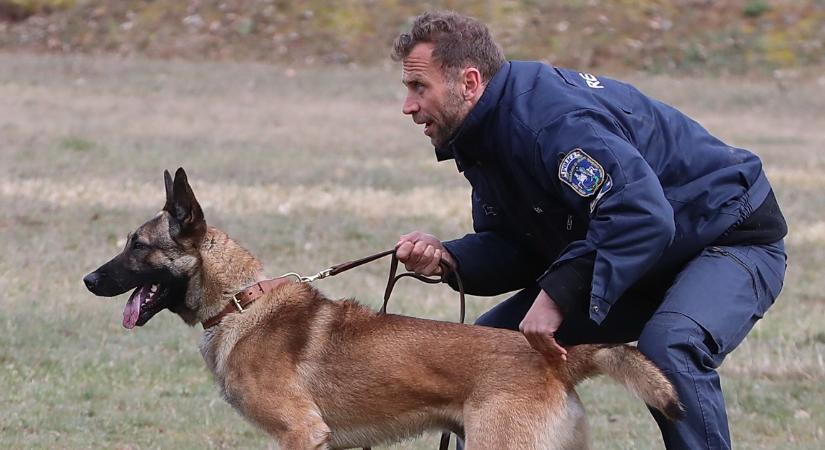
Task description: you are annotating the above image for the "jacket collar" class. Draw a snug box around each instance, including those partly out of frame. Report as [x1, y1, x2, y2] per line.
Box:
[435, 62, 511, 171]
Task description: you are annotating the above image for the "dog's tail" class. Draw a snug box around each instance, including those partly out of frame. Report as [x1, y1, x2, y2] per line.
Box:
[564, 344, 684, 421]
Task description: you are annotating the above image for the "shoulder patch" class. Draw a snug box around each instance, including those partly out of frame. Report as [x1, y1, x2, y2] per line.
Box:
[589, 174, 613, 214]
[559, 148, 605, 197]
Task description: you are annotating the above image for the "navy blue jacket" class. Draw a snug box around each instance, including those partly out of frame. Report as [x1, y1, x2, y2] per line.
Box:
[440, 61, 775, 324]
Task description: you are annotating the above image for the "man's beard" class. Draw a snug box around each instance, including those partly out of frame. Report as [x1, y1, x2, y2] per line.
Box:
[431, 83, 467, 148]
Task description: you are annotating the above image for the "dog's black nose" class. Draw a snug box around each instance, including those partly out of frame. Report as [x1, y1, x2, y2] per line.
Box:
[83, 272, 99, 291]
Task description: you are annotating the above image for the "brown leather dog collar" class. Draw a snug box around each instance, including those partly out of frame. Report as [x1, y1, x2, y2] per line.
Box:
[202, 277, 293, 329]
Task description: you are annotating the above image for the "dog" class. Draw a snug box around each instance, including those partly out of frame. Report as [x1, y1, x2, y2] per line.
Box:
[84, 168, 682, 449]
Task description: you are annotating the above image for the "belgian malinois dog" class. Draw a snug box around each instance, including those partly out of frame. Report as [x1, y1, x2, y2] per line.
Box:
[84, 168, 682, 449]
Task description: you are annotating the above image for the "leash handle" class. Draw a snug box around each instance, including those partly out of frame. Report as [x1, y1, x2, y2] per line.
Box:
[380, 253, 465, 324]
[321, 247, 465, 324]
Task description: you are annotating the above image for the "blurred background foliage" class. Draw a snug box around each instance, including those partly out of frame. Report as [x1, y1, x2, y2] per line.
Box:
[0, 0, 823, 74]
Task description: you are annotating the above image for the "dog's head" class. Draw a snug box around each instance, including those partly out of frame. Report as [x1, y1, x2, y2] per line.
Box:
[83, 168, 205, 328]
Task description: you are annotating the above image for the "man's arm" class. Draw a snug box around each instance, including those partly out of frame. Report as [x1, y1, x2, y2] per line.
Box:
[397, 229, 546, 296]
[534, 110, 676, 323]
[519, 289, 568, 361]
[519, 111, 675, 360]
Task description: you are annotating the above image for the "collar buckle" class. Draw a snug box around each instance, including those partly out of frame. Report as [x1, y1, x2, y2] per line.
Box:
[232, 293, 245, 313]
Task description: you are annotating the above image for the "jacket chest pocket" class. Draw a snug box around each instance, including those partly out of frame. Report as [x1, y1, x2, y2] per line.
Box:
[465, 167, 507, 227]
[529, 200, 587, 243]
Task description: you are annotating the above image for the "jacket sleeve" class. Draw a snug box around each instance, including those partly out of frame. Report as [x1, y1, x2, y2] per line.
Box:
[535, 111, 675, 323]
[442, 190, 546, 296]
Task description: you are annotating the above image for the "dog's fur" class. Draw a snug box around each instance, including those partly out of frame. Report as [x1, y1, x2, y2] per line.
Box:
[84, 168, 682, 449]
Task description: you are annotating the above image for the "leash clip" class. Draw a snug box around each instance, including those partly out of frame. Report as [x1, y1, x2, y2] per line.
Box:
[300, 268, 333, 283]
[278, 268, 333, 284]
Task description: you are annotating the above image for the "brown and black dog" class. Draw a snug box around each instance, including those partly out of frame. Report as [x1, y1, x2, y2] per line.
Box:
[84, 168, 682, 449]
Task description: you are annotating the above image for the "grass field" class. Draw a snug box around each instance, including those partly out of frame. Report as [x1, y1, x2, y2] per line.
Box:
[1, 53, 824, 449]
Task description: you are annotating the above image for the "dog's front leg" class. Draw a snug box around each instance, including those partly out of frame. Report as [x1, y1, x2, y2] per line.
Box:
[275, 417, 332, 450]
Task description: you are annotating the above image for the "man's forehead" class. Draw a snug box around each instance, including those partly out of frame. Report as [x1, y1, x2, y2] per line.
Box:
[402, 42, 436, 80]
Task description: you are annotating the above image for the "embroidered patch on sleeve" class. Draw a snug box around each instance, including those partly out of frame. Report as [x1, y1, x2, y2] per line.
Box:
[559, 148, 605, 197]
[589, 174, 613, 214]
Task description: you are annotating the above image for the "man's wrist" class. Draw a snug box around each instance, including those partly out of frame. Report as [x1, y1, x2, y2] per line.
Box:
[537, 255, 595, 316]
[440, 247, 457, 270]
[537, 289, 565, 319]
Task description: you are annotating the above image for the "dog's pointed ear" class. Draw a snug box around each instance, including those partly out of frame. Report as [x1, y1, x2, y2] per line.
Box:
[165, 167, 205, 239]
[163, 169, 174, 211]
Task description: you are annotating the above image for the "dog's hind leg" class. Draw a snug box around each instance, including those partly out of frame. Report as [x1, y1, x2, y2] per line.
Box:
[462, 401, 546, 450]
[463, 391, 589, 450]
[527, 392, 590, 450]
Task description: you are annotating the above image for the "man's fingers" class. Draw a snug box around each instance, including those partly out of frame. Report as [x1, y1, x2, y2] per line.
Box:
[549, 336, 568, 361]
[397, 231, 421, 245]
[522, 329, 539, 351]
[524, 329, 552, 356]
[394, 232, 447, 276]
[423, 244, 435, 262]
[409, 245, 427, 272]
[420, 247, 441, 275]
[395, 241, 413, 261]
[551, 337, 568, 356]
[407, 240, 428, 268]
[523, 328, 567, 361]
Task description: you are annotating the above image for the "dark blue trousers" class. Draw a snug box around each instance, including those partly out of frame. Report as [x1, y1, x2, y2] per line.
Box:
[468, 242, 786, 449]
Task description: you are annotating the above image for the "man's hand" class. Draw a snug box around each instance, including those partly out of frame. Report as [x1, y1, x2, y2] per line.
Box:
[519, 290, 568, 361]
[395, 231, 456, 276]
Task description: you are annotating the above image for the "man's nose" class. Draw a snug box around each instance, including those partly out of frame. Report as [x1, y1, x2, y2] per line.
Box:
[402, 95, 419, 115]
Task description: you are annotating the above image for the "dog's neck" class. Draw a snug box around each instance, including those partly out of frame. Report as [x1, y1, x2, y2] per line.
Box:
[188, 227, 265, 324]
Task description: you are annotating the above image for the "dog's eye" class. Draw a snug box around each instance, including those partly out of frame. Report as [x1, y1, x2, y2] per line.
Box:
[132, 241, 148, 250]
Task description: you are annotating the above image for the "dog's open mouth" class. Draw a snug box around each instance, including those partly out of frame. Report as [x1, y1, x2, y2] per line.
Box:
[123, 283, 166, 329]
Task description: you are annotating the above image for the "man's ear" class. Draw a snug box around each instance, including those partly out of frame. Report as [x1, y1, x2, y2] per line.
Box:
[461, 67, 483, 101]
[163, 167, 205, 240]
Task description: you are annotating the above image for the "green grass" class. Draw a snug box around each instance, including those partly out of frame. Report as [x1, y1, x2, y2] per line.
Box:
[1, 53, 824, 449]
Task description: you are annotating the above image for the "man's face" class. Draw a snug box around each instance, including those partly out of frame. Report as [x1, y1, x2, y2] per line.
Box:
[401, 43, 469, 148]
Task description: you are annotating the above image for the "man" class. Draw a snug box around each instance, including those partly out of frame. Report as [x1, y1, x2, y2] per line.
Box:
[392, 10, 787, 450]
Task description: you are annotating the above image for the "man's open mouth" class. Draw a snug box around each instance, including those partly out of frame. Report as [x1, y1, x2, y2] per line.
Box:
[123, 283, 166, 329]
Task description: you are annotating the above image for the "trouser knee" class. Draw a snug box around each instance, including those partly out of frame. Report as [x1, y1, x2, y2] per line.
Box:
[474, 308, 501, 327]
[473, 286, 538, 330]
[638, 312, 718, 374]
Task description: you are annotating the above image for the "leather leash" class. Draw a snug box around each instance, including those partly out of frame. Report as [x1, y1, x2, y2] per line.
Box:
[366, 251, 464, 450]
[202, 249, 465, 450]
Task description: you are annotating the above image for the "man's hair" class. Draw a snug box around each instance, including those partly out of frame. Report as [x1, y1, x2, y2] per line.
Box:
[391, 11, 505, 83]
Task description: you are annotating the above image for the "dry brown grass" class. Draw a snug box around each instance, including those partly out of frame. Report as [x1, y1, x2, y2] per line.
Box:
[1, 53, 823, 449]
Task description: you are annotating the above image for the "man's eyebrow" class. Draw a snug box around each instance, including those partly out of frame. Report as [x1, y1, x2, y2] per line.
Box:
[402, 76, 423, 86]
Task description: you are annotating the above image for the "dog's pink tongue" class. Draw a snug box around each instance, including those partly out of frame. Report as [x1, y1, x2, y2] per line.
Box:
[123, 286, 144, 329]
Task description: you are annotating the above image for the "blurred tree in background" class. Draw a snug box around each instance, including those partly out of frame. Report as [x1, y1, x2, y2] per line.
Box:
[1, 0, 823, 74]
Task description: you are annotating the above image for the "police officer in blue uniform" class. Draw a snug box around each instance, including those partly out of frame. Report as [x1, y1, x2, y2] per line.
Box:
[392, 11, 787, 449]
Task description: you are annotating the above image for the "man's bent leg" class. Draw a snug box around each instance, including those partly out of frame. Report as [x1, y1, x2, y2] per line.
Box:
[474, 285, 656, 343]
[638, 241, 786, 450]
[474, 286, 540, 330]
